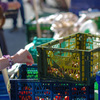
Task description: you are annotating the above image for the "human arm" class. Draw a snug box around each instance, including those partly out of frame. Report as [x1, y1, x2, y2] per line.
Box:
[7, 1, 21, 10]
[0, 49, 34, 71]
[0, 1, 20, 12]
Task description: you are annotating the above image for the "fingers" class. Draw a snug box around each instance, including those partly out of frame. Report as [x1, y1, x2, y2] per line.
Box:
[27, 55, 34, 61]
[27, 55, 34, 62]
[26, 62, 32, 66]
[27, 54, 34, 65]
[26, 58, 34, 66]
[16, 49, 34, 65]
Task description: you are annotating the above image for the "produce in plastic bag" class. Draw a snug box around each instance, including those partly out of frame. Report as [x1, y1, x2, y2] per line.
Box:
[51, 12, 79, 39]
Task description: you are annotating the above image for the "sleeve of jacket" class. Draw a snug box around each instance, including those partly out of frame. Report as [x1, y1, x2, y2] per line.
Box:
[0, 2, 8, 12]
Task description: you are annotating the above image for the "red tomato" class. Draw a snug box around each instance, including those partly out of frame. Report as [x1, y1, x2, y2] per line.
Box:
[65, 96, 69, 100]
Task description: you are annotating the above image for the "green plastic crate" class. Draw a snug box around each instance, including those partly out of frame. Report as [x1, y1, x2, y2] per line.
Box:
[18, 64, 38, 79]
[26, 23, 54, 43]
[25, 37, 54, 63]
[37, 33, 100, 85]
[94, 82, 98, 100]
[94, 82, 98, 90]
[25, 13, 55, 43]
[95, 90, 98, 100]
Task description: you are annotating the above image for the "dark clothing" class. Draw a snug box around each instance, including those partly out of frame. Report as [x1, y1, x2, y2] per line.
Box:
[8, 0, 25, 27]
[0, 29, 8, 55]
[0, 1, 8, 55]
[0, 1, 8, 11]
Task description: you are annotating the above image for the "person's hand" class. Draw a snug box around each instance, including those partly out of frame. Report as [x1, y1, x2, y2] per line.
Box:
[8, 1, 21, 10]
[12, 49, 34, 66]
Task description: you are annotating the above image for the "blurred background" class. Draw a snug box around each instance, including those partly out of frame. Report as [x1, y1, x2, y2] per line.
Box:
[3, 0, 68, 55]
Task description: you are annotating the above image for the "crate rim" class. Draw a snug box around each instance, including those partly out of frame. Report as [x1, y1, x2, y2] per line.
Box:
[10, 79, 92, 86]
[37, 44, 100, 52]
[36, 32, 100, 52]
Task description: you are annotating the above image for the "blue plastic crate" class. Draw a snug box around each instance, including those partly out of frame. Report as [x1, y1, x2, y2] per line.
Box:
[0, 75, 9, 100]
[17, 64, 38, 79]
[10, 79, 94, 100]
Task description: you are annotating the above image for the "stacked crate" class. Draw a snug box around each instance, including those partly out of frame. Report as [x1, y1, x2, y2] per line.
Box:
[37, 33, 100, 85]
[10, 33, 100, 100]
[10, 64, 95, 100]
[36, 33, 100, 99]
[10, 79, 94, 100]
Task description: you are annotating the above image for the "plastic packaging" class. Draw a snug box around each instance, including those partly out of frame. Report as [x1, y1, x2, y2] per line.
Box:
[79, 19, 98, 35]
